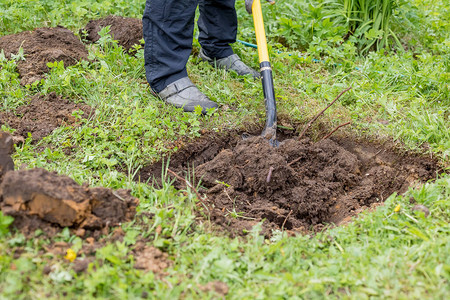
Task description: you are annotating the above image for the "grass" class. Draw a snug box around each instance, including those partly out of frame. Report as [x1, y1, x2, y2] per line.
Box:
[322, 0, 402, 53]
[0, 0, 449, 298]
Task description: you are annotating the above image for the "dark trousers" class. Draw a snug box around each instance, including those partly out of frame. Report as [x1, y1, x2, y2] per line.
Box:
[143, 0, 237, 93]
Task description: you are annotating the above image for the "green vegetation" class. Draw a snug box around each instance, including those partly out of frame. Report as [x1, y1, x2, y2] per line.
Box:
[322, 0, 401, 52]
[0, 0, 449, 298]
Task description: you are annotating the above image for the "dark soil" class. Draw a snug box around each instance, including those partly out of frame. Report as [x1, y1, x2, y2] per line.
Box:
[81, 15, 143, 52]
[0, 132, 14, 182]
[139, 134, 438, 237]
[0, 168, 138, 236]
[0, 26, 88, 85]
[0, 92, 92, 142]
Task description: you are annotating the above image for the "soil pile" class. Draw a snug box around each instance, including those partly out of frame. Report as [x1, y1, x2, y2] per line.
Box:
[0, 26, 88, 85]
[0, 92, 92, 142]
[143, 135, 437, 237]
[0, 132, 14, 182]
[0, 168, 138, 236]
[81, 16, 143, 51]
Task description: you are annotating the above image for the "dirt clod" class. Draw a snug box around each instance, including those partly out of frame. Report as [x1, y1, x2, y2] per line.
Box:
[412, 204, 430, 217]
[0, 132, 14, 182]
[0, 132, 14, 154]
[0, 92, 92, 142]
[133, 243, 172, 273]
[0, 26, 88, 85]
[0, 168, 138, 235]
[43, 265, 52, 275]
[198, 281, 229, 296]
[81, 16, 143, 52]
[72, 258, 94, 274]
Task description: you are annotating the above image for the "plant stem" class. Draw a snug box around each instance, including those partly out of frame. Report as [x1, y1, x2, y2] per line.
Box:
[321, 121, 351, 140]
[167, 169, 206, 205]
[298, 87, 352, 140]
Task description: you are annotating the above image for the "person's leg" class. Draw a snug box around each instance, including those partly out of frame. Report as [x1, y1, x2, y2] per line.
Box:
[143, 0, 218, 113]
[198, 0, 237, 59]
[197, 0, 259, 78]
[143, 0, 198, 93]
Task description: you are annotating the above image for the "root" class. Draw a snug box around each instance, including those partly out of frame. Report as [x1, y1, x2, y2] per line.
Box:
[321, 121, 351, 140]
[298, 87, 352, 140]
[266, 166, 275, 183]
[167, 169, 206, 205]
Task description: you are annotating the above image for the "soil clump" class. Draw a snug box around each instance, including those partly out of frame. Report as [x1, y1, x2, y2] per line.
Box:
[140, 134, 438, 237]
[0, 132, 14, 182]
[0, 26, 88, 85]
[0, 168, 138, 236]
[0, 92, 92, 142]
[132, 241, 173, 273]
[81, 16, 143, 52]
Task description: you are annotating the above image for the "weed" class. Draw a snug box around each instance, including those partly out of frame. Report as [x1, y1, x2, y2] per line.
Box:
[0, 212, 14, 237]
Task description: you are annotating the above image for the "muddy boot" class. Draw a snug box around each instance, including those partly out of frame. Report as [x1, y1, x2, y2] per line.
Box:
[199, 49, 260, 79]
[158, 77, 218, 114]
[0, 132, 14, 181]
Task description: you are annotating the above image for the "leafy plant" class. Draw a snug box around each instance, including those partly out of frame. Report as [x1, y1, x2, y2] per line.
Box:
[0, 212, 14, 237]
[323, 0, 404, 53]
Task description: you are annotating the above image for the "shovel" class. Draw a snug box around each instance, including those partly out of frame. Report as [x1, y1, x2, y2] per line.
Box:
[246, 0, 278, 146]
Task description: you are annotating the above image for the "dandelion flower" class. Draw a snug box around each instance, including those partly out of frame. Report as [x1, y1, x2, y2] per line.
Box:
[64, 249, 77, 262]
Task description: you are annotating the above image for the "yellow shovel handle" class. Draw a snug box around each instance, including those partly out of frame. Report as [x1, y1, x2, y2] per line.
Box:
[252, 0, 270, 63]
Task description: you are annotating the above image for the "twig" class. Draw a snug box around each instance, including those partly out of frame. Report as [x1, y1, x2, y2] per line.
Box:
[287, 156, 302, 167]
[266, 166, 275, 183]
[369, 148, 384, 160]
[298, 86, 352, 140]
[281, 210, 293, 231]
[321, 121, 351, 140]
[112, 191, 126, 201]
[223, 187, 234, 203]
[167, 169, 206, 204]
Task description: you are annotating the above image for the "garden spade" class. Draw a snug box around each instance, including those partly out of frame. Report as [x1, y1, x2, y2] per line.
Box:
[246, 0, 278, 146]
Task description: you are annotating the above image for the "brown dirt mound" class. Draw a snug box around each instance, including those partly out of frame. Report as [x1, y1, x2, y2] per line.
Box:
[81, 15, 143, 51]
[0, 168, 138, 236]
[0, 92, 92, 142]
[139, 134, 438, 237]
[0, 132, 14, 182]
[0, 26, 88, 85]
